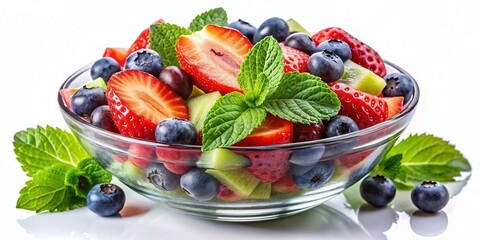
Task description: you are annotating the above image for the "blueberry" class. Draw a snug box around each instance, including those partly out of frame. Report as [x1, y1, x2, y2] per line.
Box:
[180, 168, 218, 201]
[324, 115, 359, 138]
[308, 50, 344, 83]
[284, 33, 316, 55]
[71, 86, 107, 117]
[411, 181, 449, 213]
[90, 57, 121, 83]
[289, 146, 325, 166]
[292, 160, 334, 188]
[253, 17, 290, 44]
[315, 39, 352, 62]
[147, 163, 180, 191]
[125, 49, 163, 77]
[227, 19, 257, 43]
[155, 118, 197, 144]
[382, 72, 414, 105]
[87, 183, 126, 217]
[90, 105, 118, 132]
[360, 175, 396, 207]
[158, 66, 193, 99]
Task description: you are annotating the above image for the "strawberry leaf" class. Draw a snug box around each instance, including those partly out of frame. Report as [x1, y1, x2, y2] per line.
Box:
[238, 36, 284, 106]
[262, 72, 341, 123]
[150, 23, 192, 67]
[202, 92, 266, 151]
[188, 7, 228, 32]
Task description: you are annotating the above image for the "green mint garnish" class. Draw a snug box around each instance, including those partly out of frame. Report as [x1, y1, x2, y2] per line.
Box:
[371, 133, 471, 190]
[14, 126, 112, 213]
[201, 37, 341, 151]
[188, 7, 228, 32]
[150, 23, 192, 67]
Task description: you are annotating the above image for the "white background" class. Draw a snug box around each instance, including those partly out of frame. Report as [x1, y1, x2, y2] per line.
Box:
[1, 0, 479, 239]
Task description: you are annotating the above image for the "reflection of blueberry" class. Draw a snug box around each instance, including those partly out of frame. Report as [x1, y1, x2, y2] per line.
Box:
[289, 146, 325, 166]
[147, 163, 180, 191]
[180, 168, 218, 201]
[358, 205, 398, 234]
[411, 181, 449, 213]
[410, 210, 448, 237]
[360, 175, 396, 207]
[87, 183, 126, 217]
[292, 160, 334, 188]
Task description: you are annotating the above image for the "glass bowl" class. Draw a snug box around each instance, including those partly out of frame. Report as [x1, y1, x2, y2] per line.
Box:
[58, 61, 419, 222]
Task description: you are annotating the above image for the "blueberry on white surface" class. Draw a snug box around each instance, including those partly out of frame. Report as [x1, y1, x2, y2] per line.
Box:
[360, 175, 396, 207]
[411, 180, 449, 213]
[87, 183, 126, 217]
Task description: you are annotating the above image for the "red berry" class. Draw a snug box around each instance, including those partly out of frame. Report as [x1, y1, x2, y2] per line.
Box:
[176, 24, 252, 95]
[384, 96, 404, 119]
[103, 47, 128, 67]
[126, 19, 165, 57]
[216, 184, 247, 202]
[59, 88, 78, 111]
[329, 82, 388, 129]
[272, 174, 301, 193]
[292, 122, 325, 142]
[106, 70, 189, 140]
[312, 27, 386, 77]
[281, 45, 309, 73]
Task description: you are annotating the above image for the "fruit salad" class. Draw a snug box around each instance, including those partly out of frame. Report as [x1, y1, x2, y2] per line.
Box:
[59, 8, 415, 203]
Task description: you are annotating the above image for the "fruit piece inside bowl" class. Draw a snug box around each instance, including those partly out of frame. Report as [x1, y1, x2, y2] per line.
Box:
[57, 13, 419, 222]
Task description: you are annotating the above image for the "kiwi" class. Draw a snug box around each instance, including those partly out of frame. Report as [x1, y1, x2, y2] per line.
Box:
[339, 60, 387, 96]
[85, 77, 107, 89]
[196, 148, 250, 170]
[205, 169, 260, 196]
[187, 91, 222, 131]
[286, 18, 311, 36]
[248, 182, 271, 199]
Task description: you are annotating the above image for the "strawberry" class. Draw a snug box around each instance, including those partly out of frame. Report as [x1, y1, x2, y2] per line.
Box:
[217, 184, 247, 202]
[281, 45, 309, 73]
[329, 82, 388, 129]
[103, 47, 128, 67]
[384, 96, 404, 119]
[272, 174, 301, 193]
[126, 18, 165, 57]
[335, 149, 374, 169]
[176, 24, 252, 95]
[59, 88, 77, 111]
[155, 147, 199, 174]
[312, 27, 386, 77]
[128, 143, 155, 169]
[235, 115, 293, 182]
[107, 70, 189, 140]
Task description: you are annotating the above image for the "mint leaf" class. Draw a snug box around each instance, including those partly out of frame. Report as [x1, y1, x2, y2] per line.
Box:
[238, 36, 284, 106]
[150, 23, 192, 67]
[372, 154, 402, 180]
[262, 72, 341, 123]
[188, 7, 228, 32]
[17, 165, 84, 213]
[386, 134, 471, 189]
[202, 92, 267, 151]
[65, 158, 112, 198]
[13, 126, 90, 177]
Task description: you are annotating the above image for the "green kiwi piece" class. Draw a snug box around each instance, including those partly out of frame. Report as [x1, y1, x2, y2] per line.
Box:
[187, 91, 222, 131]
[85, 77, 107, 89]
[205, 169, 260, 196]
[339, 60, 387, 96]
[197, 148, 250, 170]
[286, 18, 311, 36]
[248, 182, 272, 199]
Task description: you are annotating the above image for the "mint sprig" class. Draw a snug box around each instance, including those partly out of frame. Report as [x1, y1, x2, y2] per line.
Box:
[202, 37, 341, 151]
[188, 7, 228, 32]
[14, 126, 112, 213]
[371, 134, 471, 190]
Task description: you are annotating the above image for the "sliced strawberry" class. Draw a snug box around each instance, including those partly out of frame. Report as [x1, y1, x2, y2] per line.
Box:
[335, 149, 374, 169]
[59, 88, 78, 111]
[176, 24, 252, 95]
[312, 27, 386, 77]
[281, 45, 309, 73]
[235, 114, 293, 146]
[385, 96, 404, 119]
[217, 184, 247, 202]
[155, 147, 199, 174]
[234, 115, 293, 182]
[272, 174, 301, 193]
[329, 82, 388, 129]
[127, 18, 165, 57]
[128, 143, 155, 169]
[107, 70, 189, 140]
[103, 47, 128, 67]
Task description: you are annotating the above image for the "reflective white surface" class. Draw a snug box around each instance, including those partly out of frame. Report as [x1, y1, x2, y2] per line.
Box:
[1, 0, 479, 239]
